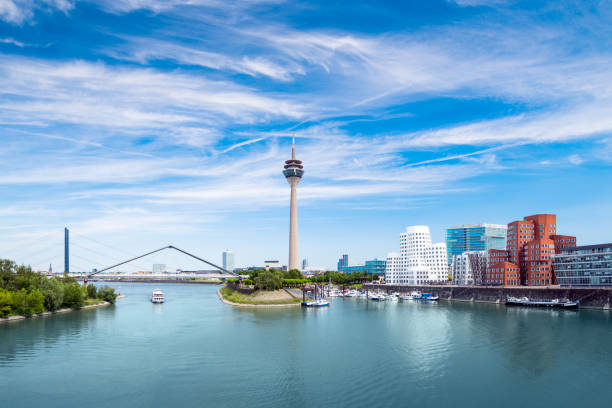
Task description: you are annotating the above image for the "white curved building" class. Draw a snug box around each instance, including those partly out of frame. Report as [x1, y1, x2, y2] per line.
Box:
[386, 225, 449, 285]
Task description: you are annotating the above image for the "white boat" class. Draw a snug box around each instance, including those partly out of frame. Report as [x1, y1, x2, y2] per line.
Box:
[369, 293, 386, 301]
[151, 289, 164, 303]
[389, 295, 399, 302]
[410, 291, 422, 299]
[401, 294, 414, 300]
[302, 298, 330, 307]
[357, 292, 367, 298]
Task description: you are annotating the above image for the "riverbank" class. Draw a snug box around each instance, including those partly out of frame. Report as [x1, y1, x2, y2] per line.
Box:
[217, 287, 302, 308]
[364, 284, 612, 309]
[0, 295, 125, 324]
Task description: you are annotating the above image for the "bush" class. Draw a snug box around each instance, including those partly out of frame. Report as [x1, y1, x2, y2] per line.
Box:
[40, 277, 64, 312]
[12, 288, 44, 316]
[86, 284, 97, 299]
[63, 283, 85, 309]
[254, 270, 283, 291]
[97, 286, 117, 304]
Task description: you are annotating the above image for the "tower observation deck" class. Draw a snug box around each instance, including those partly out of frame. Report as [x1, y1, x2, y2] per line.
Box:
[283, 134, 303, 271]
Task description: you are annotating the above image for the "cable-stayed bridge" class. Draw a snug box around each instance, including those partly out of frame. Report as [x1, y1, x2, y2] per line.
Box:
[2, 228, 235, 281]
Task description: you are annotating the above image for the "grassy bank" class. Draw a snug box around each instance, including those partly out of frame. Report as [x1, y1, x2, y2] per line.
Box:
[219, 287, 302, 305]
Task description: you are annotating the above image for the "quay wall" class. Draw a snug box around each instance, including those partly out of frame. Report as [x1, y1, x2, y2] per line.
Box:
[363, 284, 612, 309]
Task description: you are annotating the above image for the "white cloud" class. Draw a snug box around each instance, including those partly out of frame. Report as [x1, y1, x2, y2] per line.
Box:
[568, 154, 584, 165]
[0, 0, 73, 24]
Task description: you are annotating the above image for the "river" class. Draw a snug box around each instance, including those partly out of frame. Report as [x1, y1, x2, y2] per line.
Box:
[1, 283, 611, 407]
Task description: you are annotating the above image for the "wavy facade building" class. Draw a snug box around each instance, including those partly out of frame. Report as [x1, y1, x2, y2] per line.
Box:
[385, 225, 448, 285]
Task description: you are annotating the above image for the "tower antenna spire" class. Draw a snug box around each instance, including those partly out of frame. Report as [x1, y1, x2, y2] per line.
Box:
[292, 132, 295, 160]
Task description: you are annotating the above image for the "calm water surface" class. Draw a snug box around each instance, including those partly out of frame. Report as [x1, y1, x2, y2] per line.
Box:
[1, 283, 611, 408]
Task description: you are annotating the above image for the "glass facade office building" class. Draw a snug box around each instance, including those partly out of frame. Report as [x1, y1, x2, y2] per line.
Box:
[340, 258, 386, 276]
[337, 254, 348, 272]
[446, 224, 507, 263]
[552, 243, 612, 286]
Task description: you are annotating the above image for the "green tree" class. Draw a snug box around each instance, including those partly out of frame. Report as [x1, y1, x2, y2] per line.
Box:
[97, 286, 117, 304]
[254, 270, 283, 291]
[63, 283, 85, 309]
[0, 288, 15, 317]
[284, 269, 304, 279]
[40, 277, 64, 312]
[86, 284, 97, 299]
[12, 288, 44, 316]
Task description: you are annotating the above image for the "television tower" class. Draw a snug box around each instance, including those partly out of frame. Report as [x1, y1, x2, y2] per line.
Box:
[283, 133, 304, 271]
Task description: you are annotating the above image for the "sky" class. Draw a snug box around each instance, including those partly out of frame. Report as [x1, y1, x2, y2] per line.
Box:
[1, 0, 612, 272]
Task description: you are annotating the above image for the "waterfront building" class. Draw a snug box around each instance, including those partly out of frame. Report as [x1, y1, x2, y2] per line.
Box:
[446, 223, 507, 263]
[487, 214, 576, 286]
[152, 264, 166, 274]
[385, 225, 448, 285]
[222, 250, 235, 272]
[553, 243, 612, 286]
[341, 258, 387, 275]
[450, 251, 488, 285]
[337, 254, 348, 272]
[283, 133, 304, 271]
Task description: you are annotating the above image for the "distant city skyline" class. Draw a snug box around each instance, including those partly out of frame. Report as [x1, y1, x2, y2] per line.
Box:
[1, 1, 611, 271]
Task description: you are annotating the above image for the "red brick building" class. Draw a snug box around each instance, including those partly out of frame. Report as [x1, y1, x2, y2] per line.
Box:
[485, 214, 576, 286]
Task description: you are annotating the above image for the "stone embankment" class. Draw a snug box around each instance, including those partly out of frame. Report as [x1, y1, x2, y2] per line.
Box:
[364, 284, 612, 309]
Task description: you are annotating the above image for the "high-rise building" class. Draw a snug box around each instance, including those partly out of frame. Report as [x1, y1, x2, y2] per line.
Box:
[152, 264, 166, 274]
[553, 243, 612, 286]
[283, 133, 304, 271]
[446, 223, 507, 263]
[302, 258, 308, 271]
[486, 214, 576, 286]
[337, 254, 348, 272]
[385, 225, 448, 285]
[222, 250, 235, 272]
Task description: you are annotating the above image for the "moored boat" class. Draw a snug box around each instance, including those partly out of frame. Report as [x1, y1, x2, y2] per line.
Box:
[302, 298, 330, 307]
[421, 293, 439, 301]
[505, 295, 579, 308]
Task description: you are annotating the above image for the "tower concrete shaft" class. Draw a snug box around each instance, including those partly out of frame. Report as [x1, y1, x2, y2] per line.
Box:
[283, 134, 304, 271]
[288, 176, 300, 271]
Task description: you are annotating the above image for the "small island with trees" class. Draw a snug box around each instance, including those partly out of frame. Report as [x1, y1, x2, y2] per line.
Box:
[218, 268, 379, 307]
[0, 259, 118, 322]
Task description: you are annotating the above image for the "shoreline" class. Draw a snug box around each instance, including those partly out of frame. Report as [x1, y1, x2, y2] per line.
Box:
[217, 289, 302, 308]
[0, 295, 125, 324]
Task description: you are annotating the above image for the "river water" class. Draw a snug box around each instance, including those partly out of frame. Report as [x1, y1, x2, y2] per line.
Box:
[1, 283, 611, 407]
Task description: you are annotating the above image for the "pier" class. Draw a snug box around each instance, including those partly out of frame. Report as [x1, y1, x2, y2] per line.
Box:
[364, 284, 612, 309]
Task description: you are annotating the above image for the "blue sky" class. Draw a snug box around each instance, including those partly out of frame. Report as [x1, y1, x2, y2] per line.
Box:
[1, 0, 612, 272]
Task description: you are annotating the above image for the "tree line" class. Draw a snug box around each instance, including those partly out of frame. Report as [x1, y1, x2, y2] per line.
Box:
[0, 259, 117, 318]
[228, 269, 380, 291]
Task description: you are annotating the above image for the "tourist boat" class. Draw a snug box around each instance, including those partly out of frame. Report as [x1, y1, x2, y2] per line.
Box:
[151, 289, 164, 303]
[505, 295, 579, 308]
[421, 293, 439, 301]
[302, 298, 330, 307]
